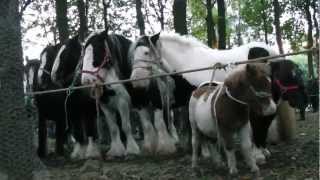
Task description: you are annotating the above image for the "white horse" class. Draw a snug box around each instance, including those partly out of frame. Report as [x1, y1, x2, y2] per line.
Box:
[131, 32, 296, 162]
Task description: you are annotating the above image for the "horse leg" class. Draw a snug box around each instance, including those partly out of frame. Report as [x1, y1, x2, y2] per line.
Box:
[116, 97, 140, 155]
[239, 122, 259, 174]
[189, 98, 200, 168]
[137, 108, 157, 154]
[70, 117, 86, 159]
[154, 108, 176, 155]
[85, 112, 101, 159]
[168, 110, 179, 144]
[100, 103, 126, 157]
[221, 129, 238, 175]
[37, 113, 47, 158]
[55, 118, 65, 156]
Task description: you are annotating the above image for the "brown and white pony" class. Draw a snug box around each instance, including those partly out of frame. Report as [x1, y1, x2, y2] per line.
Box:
[189, 63, 276, 175]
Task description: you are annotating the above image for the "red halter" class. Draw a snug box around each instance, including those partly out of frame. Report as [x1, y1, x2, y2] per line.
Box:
[274, 79, 299, 94]
[81, 48, 111, 83]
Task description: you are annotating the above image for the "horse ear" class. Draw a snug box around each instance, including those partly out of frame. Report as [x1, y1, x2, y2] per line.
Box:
[246, 64, 256, 76]
[150, 32, 160, 45]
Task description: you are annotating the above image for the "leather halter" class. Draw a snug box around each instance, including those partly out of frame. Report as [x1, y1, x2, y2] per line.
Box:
[81, 41, 111, 82]
[274, 79, 299, 94]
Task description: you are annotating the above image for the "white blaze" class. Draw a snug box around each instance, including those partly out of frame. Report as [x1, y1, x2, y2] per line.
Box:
[51, 45, 66, 82]
[37, 52, 47, 85]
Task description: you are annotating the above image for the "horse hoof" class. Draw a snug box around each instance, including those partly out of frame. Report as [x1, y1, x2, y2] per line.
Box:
[229, 168, 238, 175]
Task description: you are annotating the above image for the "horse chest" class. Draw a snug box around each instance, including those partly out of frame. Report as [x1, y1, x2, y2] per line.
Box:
[193, 90, 218, 138]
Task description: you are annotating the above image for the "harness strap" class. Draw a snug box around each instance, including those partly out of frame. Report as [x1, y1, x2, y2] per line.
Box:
[225, 87, 248, 105]
[274, 79, 299, 93]
[39, 68, 51, 76]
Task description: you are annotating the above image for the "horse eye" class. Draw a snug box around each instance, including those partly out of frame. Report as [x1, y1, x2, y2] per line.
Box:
[144, 51, 149, 55]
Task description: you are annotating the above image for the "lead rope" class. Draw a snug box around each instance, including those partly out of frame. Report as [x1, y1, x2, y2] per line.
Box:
[212, 84, 224, 153]
[209, 62, 227, 87]
[63, 45, 86, 132]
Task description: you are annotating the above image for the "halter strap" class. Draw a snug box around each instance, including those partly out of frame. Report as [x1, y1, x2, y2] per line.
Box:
[249, 85, 272, 98]
[39, 68, 51, 76]
[225, 86, 248, 105]
[81, 40, 111, 82]
[274, 79, 299, 93]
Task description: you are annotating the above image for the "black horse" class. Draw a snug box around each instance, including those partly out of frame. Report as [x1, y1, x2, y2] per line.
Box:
[32, 44, 68, 157]
[51, 35, 100, 159]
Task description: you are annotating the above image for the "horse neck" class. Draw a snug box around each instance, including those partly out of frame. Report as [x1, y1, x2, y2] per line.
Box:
[159, 39, 245, 72]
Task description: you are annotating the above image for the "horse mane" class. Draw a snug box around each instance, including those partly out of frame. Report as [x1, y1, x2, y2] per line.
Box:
[224, 65, 247, 89]
[159, 32, 209, 49]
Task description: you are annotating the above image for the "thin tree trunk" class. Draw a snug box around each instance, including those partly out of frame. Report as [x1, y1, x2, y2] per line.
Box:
[273, 0, 284, 54]
[217, 0, 226, 49]
[0, 0, 44, 179]
[77, 0, 88, 42]
[237, 0, 242, 46]
[103, 0, 109, 31]
[206, 0, 214, 47]
[261, 0, 268, 44]
[55, 0, 69, 43]
[305, 0, 314, 78]
[173, 0, 187, 35]
[158, 0, 165, 30]
[136, 0, 145, 35]
[311, 0, 319, 70]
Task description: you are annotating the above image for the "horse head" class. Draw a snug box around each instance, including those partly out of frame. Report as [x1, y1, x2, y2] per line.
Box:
[51, 35, 82, 87]
[269, 60, 306, 107]
[225, 63, 276, 116]
[129, 33, 161, 88]
[38, 44, 61, 89]
[81, 31, 132, 85]
[24, 59, 40, 92]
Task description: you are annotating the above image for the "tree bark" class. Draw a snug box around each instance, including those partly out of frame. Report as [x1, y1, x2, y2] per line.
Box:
[136, 0, 145, 35]
[273, 0, 284, 54]
[173, 0, 187, 35]
[206, 0, 215, 47]
[55, 0, 69, 43]
[158, 0, 165, 30]
[305, 0, 314, 78]
[0, 0, 44, 179]
[77, 0, 88, 42]
[217, 0, 226, 49]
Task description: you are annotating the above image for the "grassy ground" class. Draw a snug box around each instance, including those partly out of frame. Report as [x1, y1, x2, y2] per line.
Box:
[42, 111, 319, 180]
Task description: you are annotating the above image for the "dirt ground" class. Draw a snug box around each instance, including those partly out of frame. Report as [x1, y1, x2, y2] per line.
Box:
[41, 111, 319, 180]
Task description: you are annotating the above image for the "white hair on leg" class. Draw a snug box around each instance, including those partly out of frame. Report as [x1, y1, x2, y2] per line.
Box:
[168, 110, 179, 144]
[71, 142, 87, 159]
[225, 148, 238, 175]
[252, 144, 266, 165]
[85, 136, 101, 159]
[208, 142, 223, 167]
[189, 96, 200, 168]
[154, 109, 176, 155]
[100, 104, 126, 157]
[51, 45, 66, 82]
[137, 108, 157, 154]
[239, 122, 259, 173]
[116, 94, 140, 155]
[201, 141, 211, 158]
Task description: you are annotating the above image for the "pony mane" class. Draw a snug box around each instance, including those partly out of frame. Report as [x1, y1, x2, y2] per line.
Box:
[84, 30, 105, 47]
[159, 32, 209, 49]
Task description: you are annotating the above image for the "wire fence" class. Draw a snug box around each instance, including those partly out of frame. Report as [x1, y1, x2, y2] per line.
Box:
[24, 48, 319, 96]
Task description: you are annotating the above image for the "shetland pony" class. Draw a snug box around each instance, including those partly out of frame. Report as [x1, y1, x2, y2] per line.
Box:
[81, 31, 140, 157]
[189, 63, 276, 175]
[51, 35, 100, 159]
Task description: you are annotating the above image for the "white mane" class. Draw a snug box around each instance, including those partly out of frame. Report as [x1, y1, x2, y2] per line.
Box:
[84, 30, 105, 46]
[159, 32, 209, 49]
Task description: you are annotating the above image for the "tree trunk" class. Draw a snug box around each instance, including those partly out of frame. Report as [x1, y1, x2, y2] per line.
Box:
[311, 0, 319, 70]
[273, 0, 284, 54]
[206, 0, 215, 47]
[55, 0, 69, 43]
[305, 0, 314, 79]
[173, 0, 187, 35]
[158, 0, 165, 30]
[0, 0, 45, 179]
[236, 0, 242, 46]
[103, 0, 109, 31]
[261, 0, 268, 44]
[136, 0, 145, 35]
[217, 0, 226, 49]
[77, 0, 88, 42]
